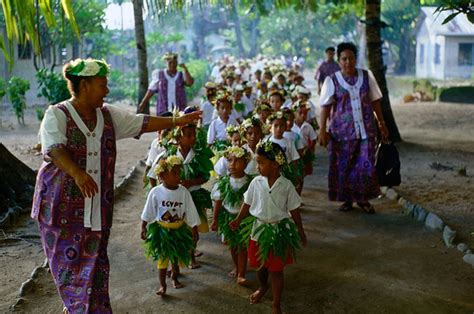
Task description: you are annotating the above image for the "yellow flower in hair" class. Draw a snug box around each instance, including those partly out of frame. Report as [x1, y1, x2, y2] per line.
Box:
[154, 155, 183, 176]
[224, 146, 249, 160]
[226, 124, 240, 135]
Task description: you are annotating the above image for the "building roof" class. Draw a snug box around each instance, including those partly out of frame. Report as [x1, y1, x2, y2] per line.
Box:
[420, 6, 474, 36]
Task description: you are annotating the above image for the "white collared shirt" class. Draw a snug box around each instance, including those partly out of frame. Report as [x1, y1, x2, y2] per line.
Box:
[141, 184, 200, 228]
[207, 116, 239, 144]
[291, 122, 317, 148]
[244, 175, 301, 239]
[266, 135, 300, 162]
[145, 137, 165, 167]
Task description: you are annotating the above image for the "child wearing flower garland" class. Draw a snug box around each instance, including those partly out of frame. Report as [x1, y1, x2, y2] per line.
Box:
[230, 141, 307, 314]
[207, 91, 239, 152]
[201, 82, 218, 131]
[232, 84, 246, 123]
[292, 100, 317, 181]
[265, 111, 301, 186]
[269, 90, 285, 112]
[210, 146, 253, 286]
[253, 101, 273, 135]
[214, 125, 244, 177]
[241, 117, 264, 176]
[143, 111, 173, 187]
[148, 107, 214, 268]
[141, 155, 200, 296]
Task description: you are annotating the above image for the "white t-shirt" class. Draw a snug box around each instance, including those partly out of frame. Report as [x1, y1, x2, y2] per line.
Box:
[319, 69, 382, 107]
[141, 184, 200, 228]
[145, 138, 164, 167]
[291, 122, 317, 148]
[266, 135, 300, 162]
[244, 175, 301, 240]
[211, 176, 250, 214]
[242, 95, 256, 115]
[207, 116, 239, 144]
[283, 131, 304, 151]
[200, 100, 215, 127]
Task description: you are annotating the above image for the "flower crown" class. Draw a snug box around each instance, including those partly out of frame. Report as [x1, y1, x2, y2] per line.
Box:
[66, 58, 109, 77]
[212, 90, 233, 106]
[224, 146, 250, 160]
[291, 100, 310, 111]
[162, 52, 178, 61]
[241, 117, 261, 131]
[256, 140, 287, 166]
[226, 124, 241, 135]
[267, 110, 289, 123]
[254, 101, 272, 113]
[154, 155, 183, 176]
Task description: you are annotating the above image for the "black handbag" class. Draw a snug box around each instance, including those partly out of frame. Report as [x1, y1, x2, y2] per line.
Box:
[375, 142, 401, 187]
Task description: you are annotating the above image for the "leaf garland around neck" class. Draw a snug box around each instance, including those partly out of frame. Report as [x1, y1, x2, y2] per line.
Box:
[217, 175, 253, 209]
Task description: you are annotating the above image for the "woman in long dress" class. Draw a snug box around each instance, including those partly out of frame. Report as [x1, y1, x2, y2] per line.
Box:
[318, 42, 389, 213]
[31, 58, 201, 313]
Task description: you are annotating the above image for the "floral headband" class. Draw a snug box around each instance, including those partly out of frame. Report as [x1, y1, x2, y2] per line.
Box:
[66, 58, 109, 77]
[224, 146, 250, 160]
[212, 90, 233, 106]
[162, 52, 178, 61]
[292, 100, 311, 111]
[226, 124, 241, 135]
[241, 117, 262, 131]
[267, 110, 289, 123]
[254, 102, 272, 113]
[154, 155, 183, 176]
[256, 141, 287, 166]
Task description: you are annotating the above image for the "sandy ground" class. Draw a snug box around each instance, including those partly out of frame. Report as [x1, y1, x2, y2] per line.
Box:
[1, 75, 473, 312]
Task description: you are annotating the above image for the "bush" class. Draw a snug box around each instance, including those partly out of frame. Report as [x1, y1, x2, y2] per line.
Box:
[36, 69, 70, 105]
[438, 86, 474, 104]
[184, 60, 209, 101]
[7, 77, 30, 125]
[0, 78, 6, 101]
[107, 69, 138, 103]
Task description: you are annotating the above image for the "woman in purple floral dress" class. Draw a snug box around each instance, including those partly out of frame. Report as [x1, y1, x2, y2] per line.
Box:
[138, 52, 194, 115]
[31, 58, 201, 313]
[318, 42, 389, 213]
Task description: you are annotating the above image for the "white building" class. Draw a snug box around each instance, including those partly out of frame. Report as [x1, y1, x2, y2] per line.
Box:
[416, 7, 474, 79]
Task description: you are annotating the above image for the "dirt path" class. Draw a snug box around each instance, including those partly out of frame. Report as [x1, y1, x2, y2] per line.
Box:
[9, 154, 474, 313]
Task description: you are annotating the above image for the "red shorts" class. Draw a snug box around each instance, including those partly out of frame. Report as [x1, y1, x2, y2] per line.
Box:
[248, 239, 294, 272]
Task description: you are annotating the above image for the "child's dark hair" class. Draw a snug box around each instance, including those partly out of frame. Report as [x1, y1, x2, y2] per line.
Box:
[256, 141, 287, 165]
[325, 46, 336, 53]
[337, 42, 358, 60]
[269, 90, 285, 102]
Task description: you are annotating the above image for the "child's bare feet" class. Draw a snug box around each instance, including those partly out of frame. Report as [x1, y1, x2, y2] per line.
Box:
[249, 287, 268, 304]
[172, 279, 184, 289]
[272, 304, 282, 314]
[188, 261, 201, 269]
[237, 276, 249, 287]
[156, 285, 167, 296]
[227, 269, 237, 278]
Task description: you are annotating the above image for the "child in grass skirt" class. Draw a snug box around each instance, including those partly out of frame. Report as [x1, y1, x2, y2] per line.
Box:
[207, 90, 239, 153]
[210, 146, 253, 285]
[230, 141, 307, 313]
[141, 155, 200, 296]
[148, 107, 214, 268]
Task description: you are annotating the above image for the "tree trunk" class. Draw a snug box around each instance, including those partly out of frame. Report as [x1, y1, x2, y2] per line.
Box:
[231, 0, 245, 57]
[248, 13, 260, 58]
[132, 0, 149, 114]
[365, 0, 401, 142]
[0, 143, 36, 218]
[192, 6, 206, 59]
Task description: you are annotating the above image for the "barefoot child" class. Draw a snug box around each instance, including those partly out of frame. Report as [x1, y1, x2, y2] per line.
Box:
[210, 146, 253, 285]
[141, 155, 200, 296]
[230, 141, 307, 313]
[148, 107, 214, 268]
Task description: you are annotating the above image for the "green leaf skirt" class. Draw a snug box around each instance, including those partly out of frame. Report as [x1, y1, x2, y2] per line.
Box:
[144, 221, 195, 267]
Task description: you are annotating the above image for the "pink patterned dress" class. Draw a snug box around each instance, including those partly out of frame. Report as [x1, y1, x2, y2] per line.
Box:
[32, 101, 149, 313]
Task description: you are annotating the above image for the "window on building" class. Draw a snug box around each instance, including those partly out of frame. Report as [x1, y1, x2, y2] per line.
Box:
[419, 44, 425, 64]
[18, 42, 32, 59]
[458, 43, 474, 66]
[434, 44, 441, 64]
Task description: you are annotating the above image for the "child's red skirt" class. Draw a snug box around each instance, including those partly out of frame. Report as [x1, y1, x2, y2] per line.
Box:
[248, 239, 294, 272]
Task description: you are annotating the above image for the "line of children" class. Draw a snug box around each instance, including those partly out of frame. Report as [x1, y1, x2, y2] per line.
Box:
[141, 55, 316, 310]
